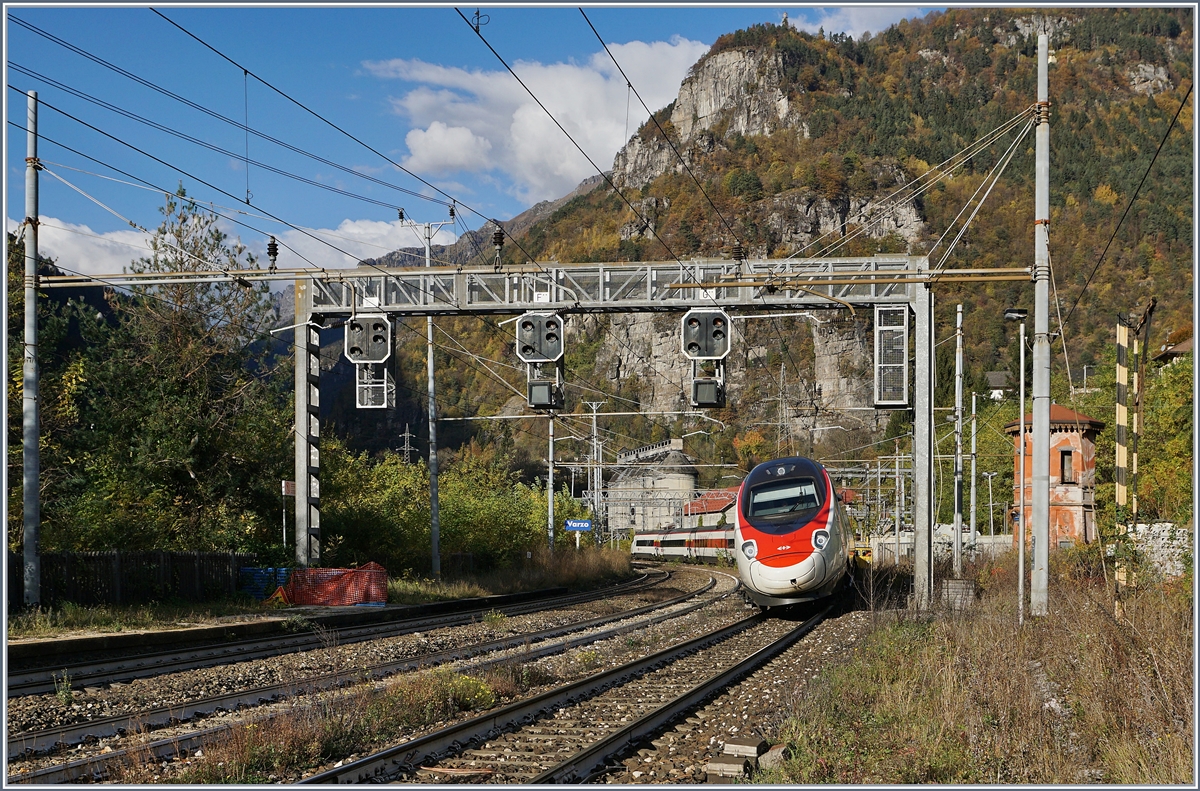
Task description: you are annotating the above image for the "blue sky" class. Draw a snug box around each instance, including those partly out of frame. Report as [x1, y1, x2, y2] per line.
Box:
[5, 5, 936, 276]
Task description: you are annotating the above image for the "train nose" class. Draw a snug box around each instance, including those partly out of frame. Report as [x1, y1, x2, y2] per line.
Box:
[749, 552, 826, 595]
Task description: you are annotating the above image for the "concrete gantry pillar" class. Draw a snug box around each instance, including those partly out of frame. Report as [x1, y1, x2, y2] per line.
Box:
[1031, 33, 1052, 616]
[912, 281, 935, 608]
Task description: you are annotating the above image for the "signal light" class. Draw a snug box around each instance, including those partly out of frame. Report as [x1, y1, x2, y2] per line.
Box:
[344, 313, 391, 363]
[515, 312, 564, 363]
[681, 309, 732, 360]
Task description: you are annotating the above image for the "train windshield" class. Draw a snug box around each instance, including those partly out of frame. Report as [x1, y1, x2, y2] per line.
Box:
[747, 478, 821, 517]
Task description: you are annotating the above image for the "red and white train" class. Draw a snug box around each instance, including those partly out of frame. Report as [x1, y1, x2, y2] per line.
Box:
[631, 456, 854, 607]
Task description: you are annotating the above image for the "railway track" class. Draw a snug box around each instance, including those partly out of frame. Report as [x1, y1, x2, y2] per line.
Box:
[7, 570, 667, 698]
[297, 604, 827, 784]
[6, 569, 736, 783]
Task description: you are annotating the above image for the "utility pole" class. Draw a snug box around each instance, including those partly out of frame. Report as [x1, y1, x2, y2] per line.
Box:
[23, 90, 41, 608]
[953, 303, 964, 578]
[405, 216, 453, 580]
[548, 413, 556, 552]
[1019, 320, 1027, 626]
[584, 401, 605, 543]
[982, 472, 997, 538]
[894, 441, 901, 564]
[1030, 32, 1052, 617]
[913, 282, 934, 608]
[970, 391, 978, 549]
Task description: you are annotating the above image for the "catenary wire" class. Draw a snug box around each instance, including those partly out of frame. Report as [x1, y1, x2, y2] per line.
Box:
[1059, 82, 1193, 329]
[9, 63, 410, 212]
[6, 18, 447, 206]
[144, 9, 715, 409]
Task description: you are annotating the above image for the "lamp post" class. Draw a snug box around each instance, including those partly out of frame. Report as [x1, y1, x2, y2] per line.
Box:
[982, 472, 998, 538]
[1005, 307, 1028, 626]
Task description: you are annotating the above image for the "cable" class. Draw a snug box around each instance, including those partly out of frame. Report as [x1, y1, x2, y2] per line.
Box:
[9, 62, 410, 213]
[6, 19, 446, 206]
[18, 92, 462, 311]
[9, 119, 322, 269]
[580, 8, 744, 251]
[930, 117, 1034, 271]
[145, 6, 693, 412]
[1060, 82, 1193, 329]
[787, 105, 1036, 260]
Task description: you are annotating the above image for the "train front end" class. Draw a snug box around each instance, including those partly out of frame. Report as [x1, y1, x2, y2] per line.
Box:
[734, 457, 851, 607]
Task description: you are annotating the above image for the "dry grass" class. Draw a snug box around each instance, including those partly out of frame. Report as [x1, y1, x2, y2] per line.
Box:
[6, 599, 269, 640]
[763, 547, 1194, 784]
[114, 666, 523, 784]
[388, 545, 633, 604]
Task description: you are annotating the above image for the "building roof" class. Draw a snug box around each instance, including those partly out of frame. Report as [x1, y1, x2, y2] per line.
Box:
[683, 487, 739, 516]
[1004, 404, 1105, 433]
[1154, 336, 1192, 361]
[986, 371, 1010, 389]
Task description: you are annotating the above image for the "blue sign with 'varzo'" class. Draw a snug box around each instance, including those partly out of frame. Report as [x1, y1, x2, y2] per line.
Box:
[564, 519, 592, 531]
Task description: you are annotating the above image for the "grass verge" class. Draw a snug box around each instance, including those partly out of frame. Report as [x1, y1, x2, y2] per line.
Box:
[761, 546, 1193, 784]
[6, 599, 270, 640]
[387, 545, 634, 604]
[115, 660, 556, 784]
[10, 546, 634, 639]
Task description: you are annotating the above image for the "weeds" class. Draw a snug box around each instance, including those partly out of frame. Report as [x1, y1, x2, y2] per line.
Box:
[281, 615, 313, 633]
[53, 670, 72, 705]
[7, 600, 269, 640]
[114, 669, 503, 784]
[762, 549, 1193, 784]
[482, 609, 506, 627]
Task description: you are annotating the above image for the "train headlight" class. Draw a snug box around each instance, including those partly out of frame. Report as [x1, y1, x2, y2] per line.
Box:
[812, 529, 830, 550]
[741, 540, 758, 560]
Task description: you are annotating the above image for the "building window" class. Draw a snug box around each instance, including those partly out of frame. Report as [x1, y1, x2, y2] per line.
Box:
[1060, 450, 1075, 484]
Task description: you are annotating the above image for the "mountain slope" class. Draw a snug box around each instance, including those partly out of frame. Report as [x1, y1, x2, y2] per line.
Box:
[331, 8, 1191, 477]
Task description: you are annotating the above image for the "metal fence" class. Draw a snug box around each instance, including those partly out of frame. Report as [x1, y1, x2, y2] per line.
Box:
[7, 550, 258, 611]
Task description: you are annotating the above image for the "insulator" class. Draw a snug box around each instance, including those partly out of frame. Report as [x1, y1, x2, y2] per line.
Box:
[267, 236, 278, 272]
[397, 208, 405, 221]
[732, 243, 745, 261]
[449, 203, 456, 220]
[492, 229, 505, 249]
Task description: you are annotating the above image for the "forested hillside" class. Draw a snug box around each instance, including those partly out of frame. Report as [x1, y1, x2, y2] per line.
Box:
[354, 7, 1191, 498]
[508, 8, 1191, 375]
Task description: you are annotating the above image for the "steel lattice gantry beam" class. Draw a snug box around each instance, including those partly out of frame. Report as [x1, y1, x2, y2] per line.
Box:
[289, 254, 950, 597]
[303, 255, 921, 315]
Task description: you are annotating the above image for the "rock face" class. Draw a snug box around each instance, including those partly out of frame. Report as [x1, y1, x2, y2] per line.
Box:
[612, 48, 801, 191]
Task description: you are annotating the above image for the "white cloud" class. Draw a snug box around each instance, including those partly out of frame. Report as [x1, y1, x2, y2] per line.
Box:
[363, 35, 710, 205]
[7, 216, 154, 277]
[404, 121, 493, 174]
[277, 218, 457, 270]
[790, 7, 930, 40]
[5, 215, 457, 283]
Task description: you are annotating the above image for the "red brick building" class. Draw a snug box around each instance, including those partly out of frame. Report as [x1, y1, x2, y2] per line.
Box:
[1005, 405, 1105, 549]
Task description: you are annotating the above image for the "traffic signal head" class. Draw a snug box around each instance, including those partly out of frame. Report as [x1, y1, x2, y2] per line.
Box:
[528, 379, 564, 410]
[691, 377, 726, 408]
[681, 309, 731, 360]
[344, 313, 391, 363]
[516, 312, 565, 363]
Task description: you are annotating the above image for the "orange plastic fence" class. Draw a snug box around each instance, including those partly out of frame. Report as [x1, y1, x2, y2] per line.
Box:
[273, 562, 387, 606]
